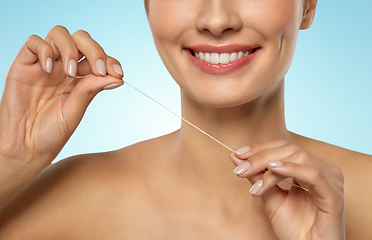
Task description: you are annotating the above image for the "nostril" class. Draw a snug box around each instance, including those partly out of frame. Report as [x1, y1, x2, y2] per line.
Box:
[199, 27, 238, 37]
[195, 7, 243, 36]
[221, 28, 235, 35]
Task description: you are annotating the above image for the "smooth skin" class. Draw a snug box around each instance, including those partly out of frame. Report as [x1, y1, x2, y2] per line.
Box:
[0, 0, 371, 239]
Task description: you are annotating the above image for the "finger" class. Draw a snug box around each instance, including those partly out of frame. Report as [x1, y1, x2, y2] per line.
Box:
[232, 159, 265, 188]
[267, 160, 343, 202]
[60, 75, 124, 129]
[77, 56, 124, 78]
[233, 138, 290, 160]
[231, 142, 300, 178]
[106, 56, 124, 78]
[282, 149, 344, 191]
[72, 30, 108, 77]
[230, 151, 246, 166]
[251, 147, 344, 195]
[249, 178, 287, 216]
[251, 169, 289, 197]
[16, 35, 54, 74]
[45, 26, 79, 78]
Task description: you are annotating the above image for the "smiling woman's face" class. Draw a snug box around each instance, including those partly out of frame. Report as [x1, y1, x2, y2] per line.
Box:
[145, 0, 317, 108]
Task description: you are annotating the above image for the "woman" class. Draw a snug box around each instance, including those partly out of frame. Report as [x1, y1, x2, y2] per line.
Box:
[0, 0, 371, 239]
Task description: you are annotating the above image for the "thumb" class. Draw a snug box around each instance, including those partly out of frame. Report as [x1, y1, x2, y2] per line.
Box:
[60, 75, 123, 129]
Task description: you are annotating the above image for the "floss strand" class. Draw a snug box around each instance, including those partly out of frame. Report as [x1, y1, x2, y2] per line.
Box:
[58, 79, 308, 191]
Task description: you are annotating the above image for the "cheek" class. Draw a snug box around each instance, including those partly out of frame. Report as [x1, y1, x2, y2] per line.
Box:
[247, 0, 303, 80]
[245, 0, 302, 39]
[147, 1, 194, 45]
[147, 0, 199, 85]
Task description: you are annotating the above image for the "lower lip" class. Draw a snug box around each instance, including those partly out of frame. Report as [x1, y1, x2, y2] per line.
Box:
[185, 49, 260, 75]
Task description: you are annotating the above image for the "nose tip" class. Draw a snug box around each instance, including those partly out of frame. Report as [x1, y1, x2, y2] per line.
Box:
[196, 2, 242, 36]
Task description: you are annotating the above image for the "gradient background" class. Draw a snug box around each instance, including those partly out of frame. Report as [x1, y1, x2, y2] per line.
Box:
[0, 0, 371, 162]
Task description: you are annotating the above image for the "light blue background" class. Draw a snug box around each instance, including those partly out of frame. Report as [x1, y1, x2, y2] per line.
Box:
[0, 0, 371, 162]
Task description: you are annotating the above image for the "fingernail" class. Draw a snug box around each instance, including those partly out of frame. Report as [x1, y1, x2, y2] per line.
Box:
[68, 59, 77, 78]
[113, 64, 123, 76]
[233, 162, 251, 175]
[249, 180, 263, 195]
[267, 160, 283, 168]
[96, 59, 107, 76]
[45, 58, 53, 74]
[103, 83, 122, 90]
[234, 146, 251, 156]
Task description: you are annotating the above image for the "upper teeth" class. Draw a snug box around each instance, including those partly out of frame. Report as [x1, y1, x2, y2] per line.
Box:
[194, 51, 253, 64]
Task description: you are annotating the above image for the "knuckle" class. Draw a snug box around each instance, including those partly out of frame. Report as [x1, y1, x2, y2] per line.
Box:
[26, 34, 42, 43]
[73, 29, 91, 38]
[40, 42, 53, 54]
[293, 149, 309, 162]
[51, 25, 70, 34]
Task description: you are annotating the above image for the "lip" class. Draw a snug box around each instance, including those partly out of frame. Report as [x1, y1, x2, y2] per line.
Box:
[185, 44, 260, 75]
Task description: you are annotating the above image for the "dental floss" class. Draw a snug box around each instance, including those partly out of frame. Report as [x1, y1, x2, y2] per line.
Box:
[121, 81, 308, 191]
[59, 77, 78, 122]
[123, 80, 235, 153]
[58, 79, 308, 191]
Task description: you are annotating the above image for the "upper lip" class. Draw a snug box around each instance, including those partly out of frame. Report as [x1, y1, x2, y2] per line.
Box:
[184, 44, 260, 53]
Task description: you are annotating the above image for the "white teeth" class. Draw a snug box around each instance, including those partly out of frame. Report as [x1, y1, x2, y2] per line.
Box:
[199, 52, 204, 61]
[210, 53, 219, 64]
[238, 51, 244, 59]
[230, 52, 238, 62]
[194, 50, 255, 64]
[204, 53, 211, 63]
[220, 53, 230, 64]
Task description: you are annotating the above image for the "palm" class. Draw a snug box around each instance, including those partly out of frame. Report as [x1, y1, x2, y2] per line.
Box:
[2, 59, 78, 162]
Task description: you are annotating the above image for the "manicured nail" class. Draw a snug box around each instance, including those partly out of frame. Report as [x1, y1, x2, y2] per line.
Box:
[96, 59, 107, 76]
[45, 58, 53, 74]
[103, 83, 122, 90]
[249, 180, 263, 195]
[233, 162, 251, 175]
[267, 160, 284, 168]
[113, 64, 123, 76]
[235, 146, 251, 156]
[68, 59, 77, 78]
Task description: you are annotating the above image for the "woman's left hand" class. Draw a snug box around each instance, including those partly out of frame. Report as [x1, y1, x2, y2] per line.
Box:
[230, 139, 345, 240]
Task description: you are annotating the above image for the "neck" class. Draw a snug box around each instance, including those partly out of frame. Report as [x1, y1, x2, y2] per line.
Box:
[171, 81, 293, 194]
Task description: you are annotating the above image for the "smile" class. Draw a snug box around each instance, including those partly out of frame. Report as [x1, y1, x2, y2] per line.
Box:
[192, 49, 257, 65]
[185, 45, 260, 75]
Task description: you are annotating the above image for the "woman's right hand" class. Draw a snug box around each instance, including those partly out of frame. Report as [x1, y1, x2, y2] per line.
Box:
[0, 25, 124, 171]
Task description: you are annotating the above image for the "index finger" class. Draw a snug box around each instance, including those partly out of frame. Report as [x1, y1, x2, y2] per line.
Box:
[15, 35, 54, 74]
[229, 139, 291, 167]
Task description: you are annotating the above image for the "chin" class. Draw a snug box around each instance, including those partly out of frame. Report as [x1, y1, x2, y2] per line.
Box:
[183, 87, 263, 109]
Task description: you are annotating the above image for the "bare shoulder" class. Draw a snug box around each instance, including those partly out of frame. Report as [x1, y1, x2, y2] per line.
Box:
[292, 133, 372, 238]
[292, 132, 372, 172]
[0, 137, 165, 239]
